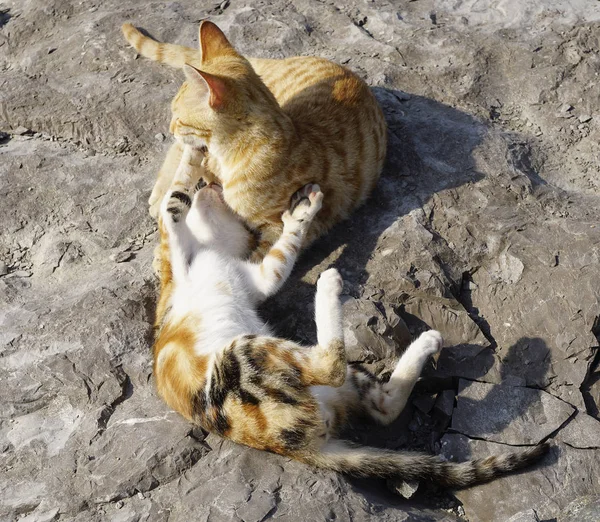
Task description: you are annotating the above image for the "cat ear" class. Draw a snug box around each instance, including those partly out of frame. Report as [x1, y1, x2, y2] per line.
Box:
[183, 64, 227, 110]
[198, 20, 237, 62]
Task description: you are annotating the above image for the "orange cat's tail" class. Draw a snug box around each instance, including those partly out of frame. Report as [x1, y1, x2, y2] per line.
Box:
[303, 439, 549, 488]
[121, 23, 199, 68]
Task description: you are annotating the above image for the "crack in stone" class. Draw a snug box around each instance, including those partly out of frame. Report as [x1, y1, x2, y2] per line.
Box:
[91, 368, 133, 443]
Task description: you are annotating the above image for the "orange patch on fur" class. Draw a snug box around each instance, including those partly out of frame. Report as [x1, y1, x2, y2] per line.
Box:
[268, 248, 286, 263]
[153, 314, 207, 421]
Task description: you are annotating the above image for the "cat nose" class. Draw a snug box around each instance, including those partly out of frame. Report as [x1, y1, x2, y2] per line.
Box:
[169, 118, 179, 134]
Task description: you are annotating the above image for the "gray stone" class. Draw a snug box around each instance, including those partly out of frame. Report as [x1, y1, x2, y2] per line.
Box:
[14, 125, 31, 135]
[413, 393, 436, 414]
[506, 509, 540, 522]
[578, 114, 592, 123]
[10, 270, 32, 277]
[2, 0, 600, 520]
[432, 389, 455, 432]
[559, 496, 600, 522]
[559, 104, 573, 113]
[441, 435, 600, 521]
[401, 295, 489, 349]
[110, 251, 134, 263]
[342, 296, 410, 363]
[451, 379, 575, 444]
[387, 478, 420, 499]
[557, 412, 600, 449]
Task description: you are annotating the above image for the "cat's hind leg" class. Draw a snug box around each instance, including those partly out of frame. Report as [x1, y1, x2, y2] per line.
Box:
[311, 331, 442, 439]
[310, 268, 346, 387]
[362, 330, 443, 425]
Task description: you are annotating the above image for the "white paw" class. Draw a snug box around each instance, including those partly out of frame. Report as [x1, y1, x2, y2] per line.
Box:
[317, 268, 343, 298]
[414, 330, 443, 357]
[283, 184, 324, 226]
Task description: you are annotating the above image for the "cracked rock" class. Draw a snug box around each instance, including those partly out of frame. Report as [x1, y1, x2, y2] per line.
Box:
[557, 412, 600, 449]
[451, 379, 575, 445]
[507, 509, 540, 522]
[342, 296, 411, 363]
[560, 495, 600, 522]
[441, 435, 600, 521]
[2, 0, 600, 519]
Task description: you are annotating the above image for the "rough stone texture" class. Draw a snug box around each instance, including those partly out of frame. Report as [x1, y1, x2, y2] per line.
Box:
[2, 0, 600, 520]
[506, 510, 540, 522]
[451, 379, 575, 445]
[557, 412, 600, 449]
[560, 496, 600, 522]
[441, 435, 600, 521]
[342, 296, 412, 364]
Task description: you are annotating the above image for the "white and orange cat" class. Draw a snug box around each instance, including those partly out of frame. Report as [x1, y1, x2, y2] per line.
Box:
[152, 146, 549, 486]
[122, 20, 387, 257]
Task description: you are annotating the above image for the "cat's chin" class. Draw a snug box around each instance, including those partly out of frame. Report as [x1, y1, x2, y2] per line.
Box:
[204, 183, 224, 203]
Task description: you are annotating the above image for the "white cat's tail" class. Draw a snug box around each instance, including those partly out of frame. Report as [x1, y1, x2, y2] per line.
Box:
[303, 439, 549, 488]
[122, 23, 199, 68]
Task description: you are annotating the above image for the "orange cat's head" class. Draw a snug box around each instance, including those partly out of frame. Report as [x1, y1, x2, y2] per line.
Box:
[122, 21, 280, 155]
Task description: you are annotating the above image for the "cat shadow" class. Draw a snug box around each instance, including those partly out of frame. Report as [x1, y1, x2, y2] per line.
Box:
[0, 8, 10, 29]
[261, 87, 487, 342]
[261, 90, 555, 507]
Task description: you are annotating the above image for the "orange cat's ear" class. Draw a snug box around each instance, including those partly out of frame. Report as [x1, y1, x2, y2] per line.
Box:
[198, 20, 237, 62]
[183, 64, 228, 110]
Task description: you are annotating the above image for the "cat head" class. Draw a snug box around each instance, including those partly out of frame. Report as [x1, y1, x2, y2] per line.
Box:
[123, 20, 282, 162]
[188, 182, 254, 258]
[152, 21, 280, 154]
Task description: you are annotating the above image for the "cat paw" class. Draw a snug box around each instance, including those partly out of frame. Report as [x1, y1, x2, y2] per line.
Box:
[161, 190, 192, 224]
[193, 178, 208, 192]
[414, 330, 443, 358]
[317, 268, 343, 298]
[283, 184, 323, 226]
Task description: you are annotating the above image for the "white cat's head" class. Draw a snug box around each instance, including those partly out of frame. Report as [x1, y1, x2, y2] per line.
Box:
[188, 183, 254, 258]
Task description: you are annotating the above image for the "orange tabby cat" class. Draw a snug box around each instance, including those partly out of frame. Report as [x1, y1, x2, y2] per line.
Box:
[122, 20, 387, 256]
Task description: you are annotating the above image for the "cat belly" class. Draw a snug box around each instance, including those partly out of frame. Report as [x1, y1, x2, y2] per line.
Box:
[174, 254, 268, 353]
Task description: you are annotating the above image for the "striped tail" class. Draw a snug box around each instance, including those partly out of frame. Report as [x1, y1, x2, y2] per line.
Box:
[121, 23, 199, 68]
[303, 439, 549, 488]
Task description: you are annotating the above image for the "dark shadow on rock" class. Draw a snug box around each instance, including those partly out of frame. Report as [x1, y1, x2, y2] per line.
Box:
[0, 8, 11, 29]
[581, 319, 600, 419]
[256, 87, 493, 510]
[458, 271, 496, 345]
[261, 87, 487, 342]
[450, 338, 556, 446]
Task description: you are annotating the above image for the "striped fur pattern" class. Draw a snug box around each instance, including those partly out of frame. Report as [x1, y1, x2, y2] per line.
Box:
[151, 148, 549, 487]
[122, 20, 387, 259]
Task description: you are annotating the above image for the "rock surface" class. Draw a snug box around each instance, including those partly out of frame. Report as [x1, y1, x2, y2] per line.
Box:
[440, 435, 600, 521]
[1, 0, 600, 520]
[506, 510, 540, 522]
[560, 496, 600, 522]
[451, 379, 575, 445]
